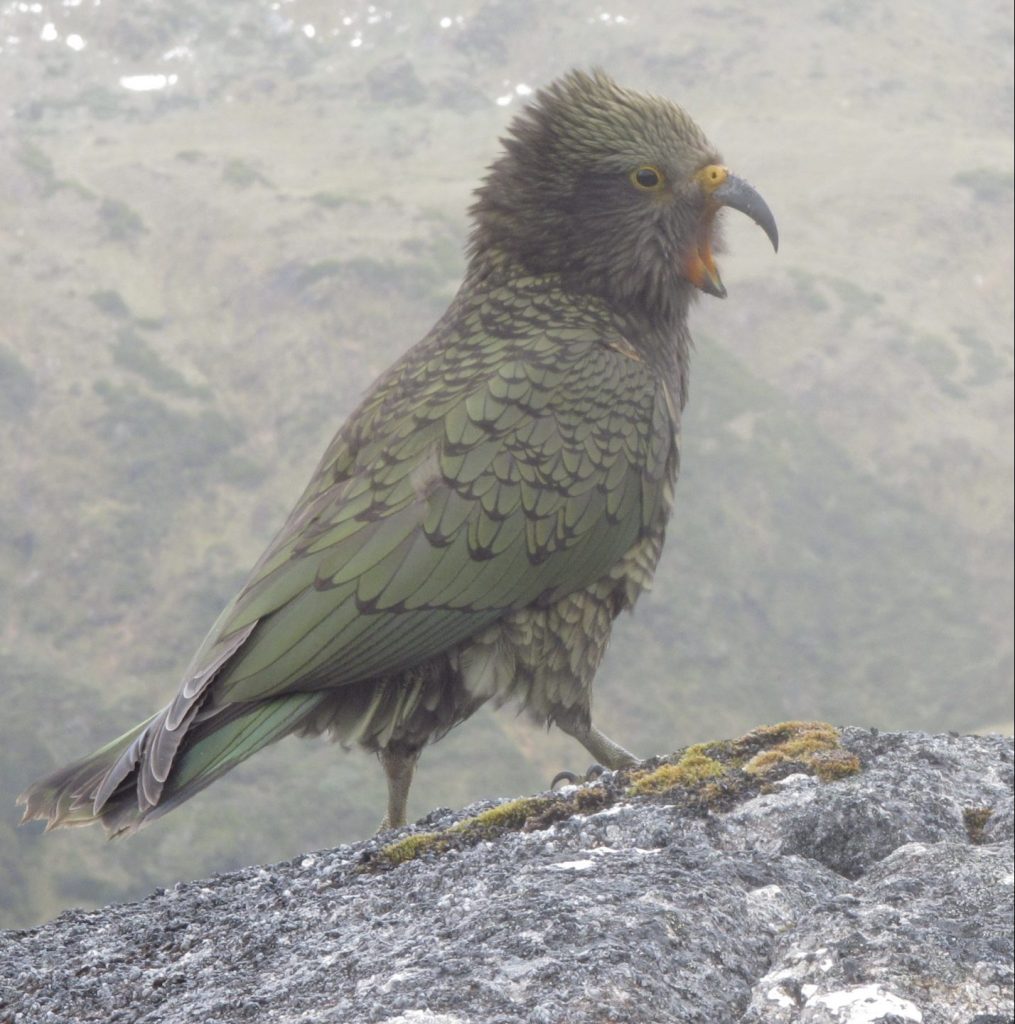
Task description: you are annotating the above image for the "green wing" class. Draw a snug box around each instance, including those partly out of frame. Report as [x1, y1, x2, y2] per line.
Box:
[133, 291, 678, 811]
[192, 316, 674, 711]
[24, 294, 679, 830]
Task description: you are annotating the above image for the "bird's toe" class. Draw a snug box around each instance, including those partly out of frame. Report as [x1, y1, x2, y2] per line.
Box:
[550, 763, 606, 790]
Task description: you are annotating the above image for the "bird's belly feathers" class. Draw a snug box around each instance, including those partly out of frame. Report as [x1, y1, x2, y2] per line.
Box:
[452, 526, 668, 727]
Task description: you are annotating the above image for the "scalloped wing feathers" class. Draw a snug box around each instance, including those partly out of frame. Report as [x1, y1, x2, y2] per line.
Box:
[22, 274, 680, 834]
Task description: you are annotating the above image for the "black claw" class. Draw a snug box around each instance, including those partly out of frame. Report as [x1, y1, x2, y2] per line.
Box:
[551, 763, 607, 790]
[551, 770, 582, 789]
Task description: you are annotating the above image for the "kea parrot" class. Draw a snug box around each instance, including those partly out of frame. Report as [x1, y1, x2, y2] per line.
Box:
[19, 69, 777, 836]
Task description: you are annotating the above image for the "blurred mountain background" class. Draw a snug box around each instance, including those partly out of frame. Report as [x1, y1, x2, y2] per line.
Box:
[1, 0, 1011, 930]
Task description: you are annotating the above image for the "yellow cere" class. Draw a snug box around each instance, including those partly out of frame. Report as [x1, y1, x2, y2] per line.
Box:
[695, 164, 729, 193]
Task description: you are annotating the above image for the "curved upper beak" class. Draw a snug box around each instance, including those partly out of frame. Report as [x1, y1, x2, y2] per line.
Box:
[712, 173, 779, 253]
[685, 165, 779, 299]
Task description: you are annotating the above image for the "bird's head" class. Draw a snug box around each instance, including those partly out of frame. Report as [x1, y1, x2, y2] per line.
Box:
[469, 69, 778, 322]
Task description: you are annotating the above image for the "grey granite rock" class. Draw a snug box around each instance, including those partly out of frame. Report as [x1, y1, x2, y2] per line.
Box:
[1, 729, 1012, 1024]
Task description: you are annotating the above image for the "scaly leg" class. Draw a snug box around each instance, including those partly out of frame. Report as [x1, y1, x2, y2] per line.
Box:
[556, 716, 639, 771]
[378, 746, 420, 831]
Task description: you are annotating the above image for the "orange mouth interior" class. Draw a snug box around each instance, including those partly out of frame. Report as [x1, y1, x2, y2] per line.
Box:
[681, 206, 722, 293]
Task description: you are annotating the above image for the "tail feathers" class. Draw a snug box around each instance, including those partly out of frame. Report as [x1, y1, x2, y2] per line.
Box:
[18, 693, 324, 836]
[139, 692, 324, 828]
[17, 715, 157, 831]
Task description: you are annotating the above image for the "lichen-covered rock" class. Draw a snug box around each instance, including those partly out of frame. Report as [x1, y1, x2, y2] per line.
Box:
[1, 728, 1011, 1023]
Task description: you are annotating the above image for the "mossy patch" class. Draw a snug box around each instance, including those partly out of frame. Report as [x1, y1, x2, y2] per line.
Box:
[375, 831, 450, 866]
[367, 722, 862, 871]
[963, 806, 993, 845]
[627, 721, 861, 805]
[740, 721, 856, 780]
[451, 795, 555, 836]
[628, 751, 725, 796]
[809, 750, 863, 781]
[367, 790, 612, 871]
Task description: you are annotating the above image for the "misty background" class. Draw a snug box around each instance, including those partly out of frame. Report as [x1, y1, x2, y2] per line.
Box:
[1, 0, 1011, 930]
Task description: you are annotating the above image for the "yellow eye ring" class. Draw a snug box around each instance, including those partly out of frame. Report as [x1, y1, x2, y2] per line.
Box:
[630, 165, 665, 191]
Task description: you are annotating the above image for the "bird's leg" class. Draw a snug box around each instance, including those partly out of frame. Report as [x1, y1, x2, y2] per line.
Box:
[554, 715, 639, 777]
[577, 724, 639, 769]
[377, 746, 420, 831]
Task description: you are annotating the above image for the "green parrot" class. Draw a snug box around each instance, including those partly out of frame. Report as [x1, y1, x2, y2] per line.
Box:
[19, 69, 777, 836]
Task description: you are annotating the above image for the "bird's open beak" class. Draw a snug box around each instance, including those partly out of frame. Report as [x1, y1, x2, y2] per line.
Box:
[683, 165, 779, 299]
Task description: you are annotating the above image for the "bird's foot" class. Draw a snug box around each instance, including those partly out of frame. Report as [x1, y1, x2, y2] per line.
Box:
[550, 763, 607, 790]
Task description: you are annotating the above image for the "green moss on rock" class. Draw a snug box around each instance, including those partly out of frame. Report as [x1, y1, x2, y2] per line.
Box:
[742, 722, 841, 777]
[450, 796, 555, 837]
[370, 722, 864, 870]
[628, 751, 725, 796]
[370, 790, 612, 870]
[375, 832, 449, 866]
[963, 806, 993, 845]
[628, 721, 861, 803]
[740, 721, 858, 782]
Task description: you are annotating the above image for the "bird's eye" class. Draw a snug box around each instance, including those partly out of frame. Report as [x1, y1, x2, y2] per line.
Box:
[630, 165, 665, 190]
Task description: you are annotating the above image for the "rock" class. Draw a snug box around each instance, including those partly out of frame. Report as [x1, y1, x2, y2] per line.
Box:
[0, 727, 1011, 1023]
